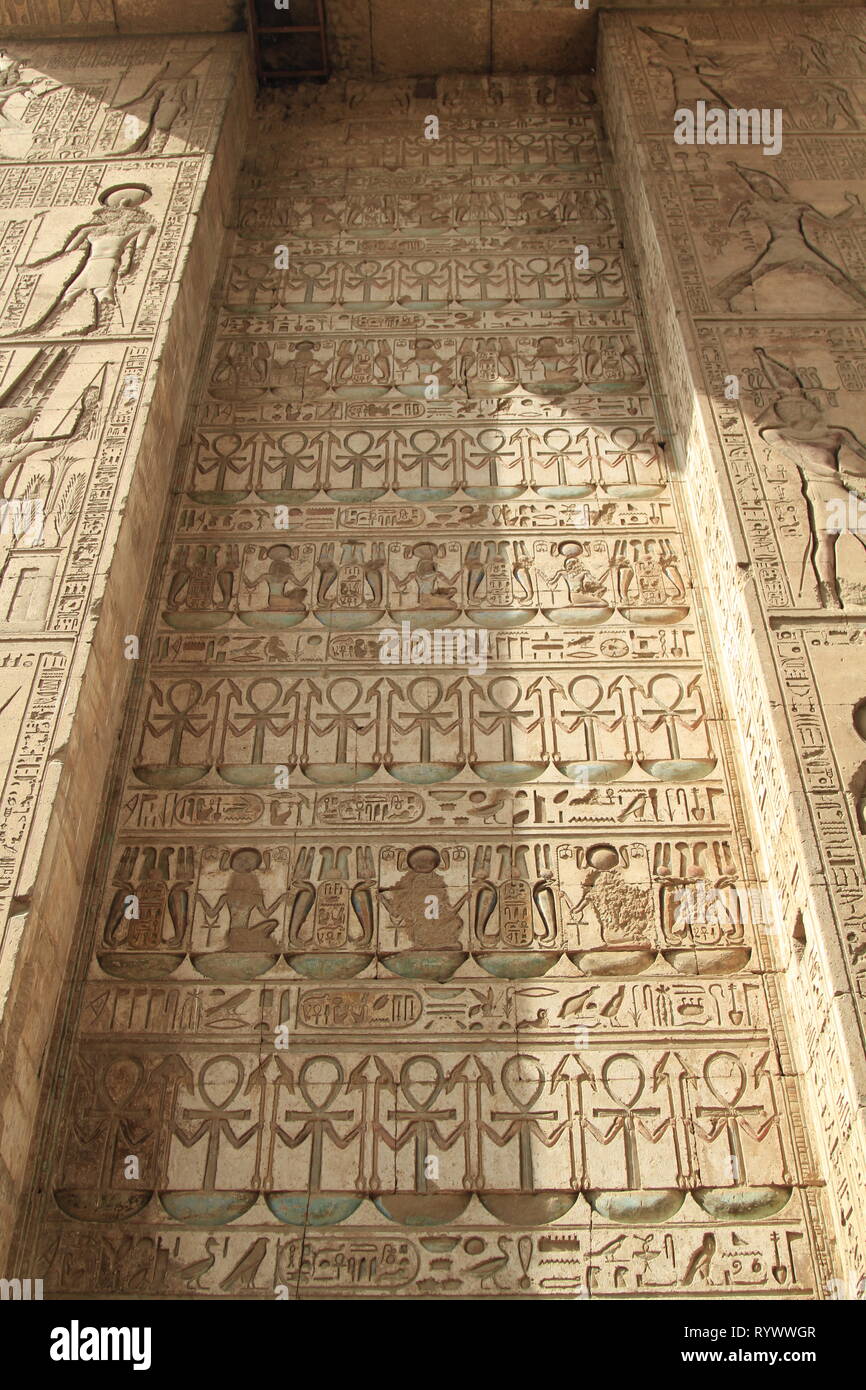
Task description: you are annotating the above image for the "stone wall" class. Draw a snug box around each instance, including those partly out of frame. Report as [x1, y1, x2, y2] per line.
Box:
[0, 1, 852, 78]
[599, 4, 866, 1287]
[8, 71, 836, 1299]
[0, 34, 252, 1266]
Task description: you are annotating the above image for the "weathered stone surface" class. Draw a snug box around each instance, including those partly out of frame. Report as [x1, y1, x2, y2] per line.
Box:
[599, 4, 866, 1290]
[4, 4, 866, 1304]
[370, 0, 491, 77]
[0, 0, 851, 76]
[2, 64, 841, 1301]
[0, 33, 252, 1267]
[0, 0, 243, 35]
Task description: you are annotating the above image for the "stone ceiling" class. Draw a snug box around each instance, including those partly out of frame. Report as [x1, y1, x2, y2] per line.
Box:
[0, 0, 862, 76]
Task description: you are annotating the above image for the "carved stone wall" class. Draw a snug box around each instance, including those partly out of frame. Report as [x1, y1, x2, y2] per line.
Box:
[8, 68, 840, 1299]
[0, 35, 252, 1264]
[599, 5, 866, 1288]
[0, 1, 243, 35]
[0, 0, 851, 77]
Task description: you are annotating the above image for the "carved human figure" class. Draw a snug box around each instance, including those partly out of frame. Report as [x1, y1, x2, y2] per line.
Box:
[799, 84, 858, 132]
[792, 32, 866, 77]
[197, 848, 286, 952]
[530, 335, 579, 392]
[10, 185, 155, 336]
[243, 544, 309, 614]
[0, 50, 61, 157]
[0, 52, 31, 121]
[640, 27, 733, 108]
[755, 348, 866, 608]
[380, 845, 467, 950]
[112, 50, 212, 154]
[0, 50, 60, 142]
[563, 845, 655, 950]
[545, 541, 607, 604]
[394, 541, 459, 610]
[0, 348, 98, 512]
[715, 165, 866, 312]
[0, 402, 79, 502]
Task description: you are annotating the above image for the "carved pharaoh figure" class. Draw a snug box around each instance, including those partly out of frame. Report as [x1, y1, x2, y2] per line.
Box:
[715, 165, 866, 312]
[755, 348, 866, 608]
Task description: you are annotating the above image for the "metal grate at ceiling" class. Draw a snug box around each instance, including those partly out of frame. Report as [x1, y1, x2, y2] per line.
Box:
[247, 0, 330, 83]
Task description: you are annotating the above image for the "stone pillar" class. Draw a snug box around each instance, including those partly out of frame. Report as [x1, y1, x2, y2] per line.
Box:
[0, 35, 251, 1264]
[600, 6, 866, 1287]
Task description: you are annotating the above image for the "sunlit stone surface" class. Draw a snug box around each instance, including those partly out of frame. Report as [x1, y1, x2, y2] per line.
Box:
[1, 6, 865, 1300]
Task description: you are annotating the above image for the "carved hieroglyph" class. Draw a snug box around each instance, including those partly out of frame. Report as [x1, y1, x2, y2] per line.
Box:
[9, 70, 839, 1299]
[0, 0, 849, 79]
[599, 5, 866, 1290]
[0, 36, 250, 1260]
